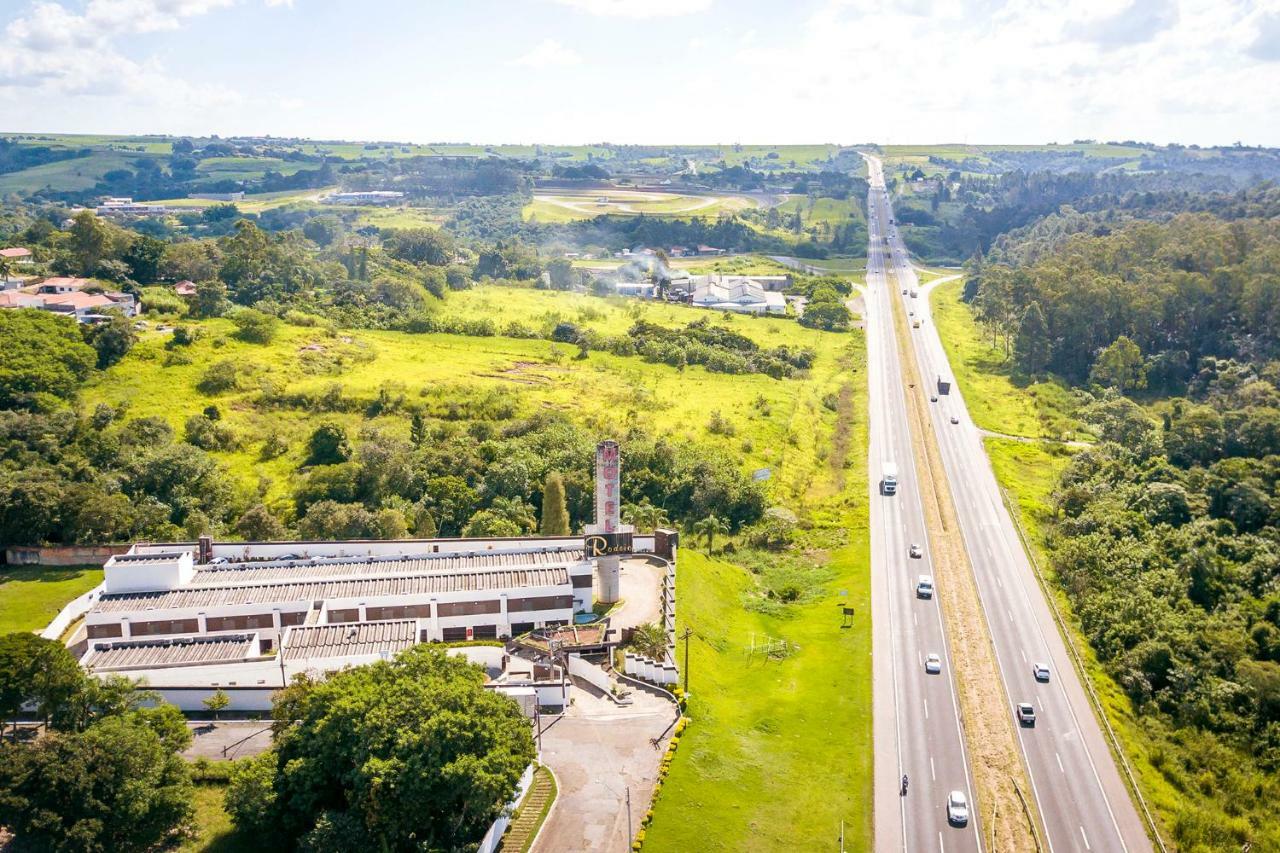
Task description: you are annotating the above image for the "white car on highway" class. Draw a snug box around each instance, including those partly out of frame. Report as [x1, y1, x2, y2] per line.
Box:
[947, 791, 969, 826]
[1033, 662, 1051, 682]
[925, 653, 942, 674]
[916, 575, 934, 598]
[909, 543, 922, 558]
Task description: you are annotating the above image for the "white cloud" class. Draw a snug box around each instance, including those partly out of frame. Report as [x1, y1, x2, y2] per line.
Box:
[550, 0, 712, 18]
[511, 38, 584, 68]
[0, 0, 277, 103]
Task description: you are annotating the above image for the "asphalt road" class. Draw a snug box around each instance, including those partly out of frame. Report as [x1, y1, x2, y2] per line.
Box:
[866, 172, 982, 852]
[865, 154, 1152, 853]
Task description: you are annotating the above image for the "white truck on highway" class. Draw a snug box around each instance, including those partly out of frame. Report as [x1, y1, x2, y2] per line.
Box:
[881, 462, 899, 495]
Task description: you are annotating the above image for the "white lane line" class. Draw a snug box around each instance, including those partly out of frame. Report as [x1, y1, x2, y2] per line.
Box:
[1056, 752, 1065, 773]
[1008, 608, 1015, 623]
[938, 831, 945, 853]
[1080, 825, 1091, 850]
[924, 699, 929, 719]
[913, 611, 918, 626]
[930, 756, 936, 781]
[1020, 649, 1027, 663]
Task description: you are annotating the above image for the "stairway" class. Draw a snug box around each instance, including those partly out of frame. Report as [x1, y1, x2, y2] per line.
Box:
[497, 768, 555, 853]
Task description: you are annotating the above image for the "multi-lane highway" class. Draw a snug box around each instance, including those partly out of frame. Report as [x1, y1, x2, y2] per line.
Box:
[866, 168, 982, 852]
[864, 153, 1151, 853]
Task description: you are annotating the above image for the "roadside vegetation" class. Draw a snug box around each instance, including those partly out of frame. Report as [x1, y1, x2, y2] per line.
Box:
[940, 211, 1280, 850]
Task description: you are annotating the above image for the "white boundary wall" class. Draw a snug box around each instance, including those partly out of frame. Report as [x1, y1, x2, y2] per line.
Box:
[477, 763, 536, 853]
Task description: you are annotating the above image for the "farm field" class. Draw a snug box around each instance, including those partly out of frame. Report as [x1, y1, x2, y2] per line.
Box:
[0, 150, 160, 195]
[775, 194, 865, 228]
[523, 188, 758, 223]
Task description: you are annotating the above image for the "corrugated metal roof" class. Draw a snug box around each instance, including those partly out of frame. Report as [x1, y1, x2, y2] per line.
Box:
[90, 566, 570, 614]
[84, 635, 255, 670]
[189, 549, 584, 587]
[282, 619, 417, 661]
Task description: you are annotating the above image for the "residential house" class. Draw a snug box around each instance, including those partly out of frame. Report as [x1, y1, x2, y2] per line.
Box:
[0, 247, 33, 265]
[174, 280, 198, 297]
[36, 277, 92, 294]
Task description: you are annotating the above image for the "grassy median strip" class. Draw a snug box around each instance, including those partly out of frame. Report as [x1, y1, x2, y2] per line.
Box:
[889, 271, 1041, 852]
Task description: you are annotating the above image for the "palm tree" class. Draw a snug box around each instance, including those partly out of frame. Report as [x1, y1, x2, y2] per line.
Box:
[623, 499, 669, 533]
[691, 514, 729, 555]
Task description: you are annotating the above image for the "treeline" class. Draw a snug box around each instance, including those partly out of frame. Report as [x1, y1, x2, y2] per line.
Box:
[1051, 378, 1280, 848]
[968, 214, 1280, 389]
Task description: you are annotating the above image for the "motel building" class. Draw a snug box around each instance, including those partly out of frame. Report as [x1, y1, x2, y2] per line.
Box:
[51, 441, 679, 712]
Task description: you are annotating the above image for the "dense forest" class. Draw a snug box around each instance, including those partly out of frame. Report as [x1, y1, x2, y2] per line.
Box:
[969, 207, 1280, 848]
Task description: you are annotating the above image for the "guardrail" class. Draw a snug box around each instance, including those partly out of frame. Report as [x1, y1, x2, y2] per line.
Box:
[997, 483, 1168, 853]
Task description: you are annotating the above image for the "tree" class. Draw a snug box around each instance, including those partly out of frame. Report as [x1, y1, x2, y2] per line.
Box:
[623, 499, 668, 533]
[82, 313, 137, 369]
[385, 228, 454, 266]
[1090, 336, 1148, 393]
[0, 309, 96, 407]
[0, 714, 195, 852]
[67, 210, 114, 275]
[691, 514, 729, 555]
[123, 235, 165, 284]
[539, 471, 570, 535]
[227, 645, 534, 850]
[628, 622, 667, 659]
[235, 504, 286, 541]
[0, 633, 86, 730]
[1014, 301, 1051, 375]
[231, 308, 279, 344]
[306, 423, 350, 466]
[192, 279, 228, 318]
[203, 689, 230, 721]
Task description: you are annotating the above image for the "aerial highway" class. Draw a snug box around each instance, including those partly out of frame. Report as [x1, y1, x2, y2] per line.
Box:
[864, 154, 1152, 853]
[866, 172, 982, 852]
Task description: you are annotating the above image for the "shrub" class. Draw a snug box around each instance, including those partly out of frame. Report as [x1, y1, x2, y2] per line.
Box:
[197, 359, 240, 394]
[231, 308, 279, 344]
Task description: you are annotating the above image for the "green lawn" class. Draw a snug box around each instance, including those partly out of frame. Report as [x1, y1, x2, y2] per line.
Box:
[929, 278, 1083, 439]
[0, 565, 103, 634]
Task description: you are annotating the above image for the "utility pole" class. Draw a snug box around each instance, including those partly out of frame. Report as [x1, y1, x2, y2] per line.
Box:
[535, 703, 542, 754]
[680, 627, 693, 695]
[626, 786, 632, 845]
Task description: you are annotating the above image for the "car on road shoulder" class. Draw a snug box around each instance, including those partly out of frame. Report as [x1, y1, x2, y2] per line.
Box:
[916, 575, 934, 598]
[947, 791, 969, 826]
[1033, 662, 1050, 682]
[1017, 702, 1036, 727]
[950, 416, 960, 424]
[925, 653, 942, 674]
[909, 543, 922, 558]
[930, 395, 938, 402]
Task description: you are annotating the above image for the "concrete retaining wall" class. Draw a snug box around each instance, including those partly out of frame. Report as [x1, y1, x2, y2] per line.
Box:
[6, 544, 130, 566]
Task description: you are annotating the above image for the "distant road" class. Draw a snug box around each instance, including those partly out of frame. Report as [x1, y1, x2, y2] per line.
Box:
[865, 153, 1152, 853]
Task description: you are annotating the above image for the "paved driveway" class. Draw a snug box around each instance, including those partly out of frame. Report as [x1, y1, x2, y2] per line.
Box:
[533, 684, 675, 853]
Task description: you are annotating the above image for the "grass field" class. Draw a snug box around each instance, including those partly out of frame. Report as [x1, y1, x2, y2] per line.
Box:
[83, 283, 858, 516]
[775, 194, 865, 228]
[177, 784, 252, 853]
[645, 335, 871, 851]
[0, 565, 103, 634]
[929, 278, 1083, 439]
[0, 150, 162, 194]
[524, 188, 756, 223]
[573, 254, 797, 276]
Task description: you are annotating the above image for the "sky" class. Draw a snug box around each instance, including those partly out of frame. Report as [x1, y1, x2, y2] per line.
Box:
[1, 0, 1278, 146]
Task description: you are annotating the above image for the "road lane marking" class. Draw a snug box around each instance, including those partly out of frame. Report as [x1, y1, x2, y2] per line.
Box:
[1008, 609, 1015, 622]
[931, 756, 936, 781]
[938, 831, 945, 852]
[1056, 752, 1065, 773]
[924, 699, 929, 719]
[1020, 649, 1026, 662]
[1080, 825, 1091, 850]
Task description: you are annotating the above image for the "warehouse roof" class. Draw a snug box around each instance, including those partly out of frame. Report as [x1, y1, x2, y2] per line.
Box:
[83, 635, 257, 671]
[282, 619, 418, 661]
[89, 567, 570, 614]
[189, 549, 585, 587]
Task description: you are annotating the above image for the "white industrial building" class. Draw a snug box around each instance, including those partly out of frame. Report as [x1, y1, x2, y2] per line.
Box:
[691, 277, 787, 315]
